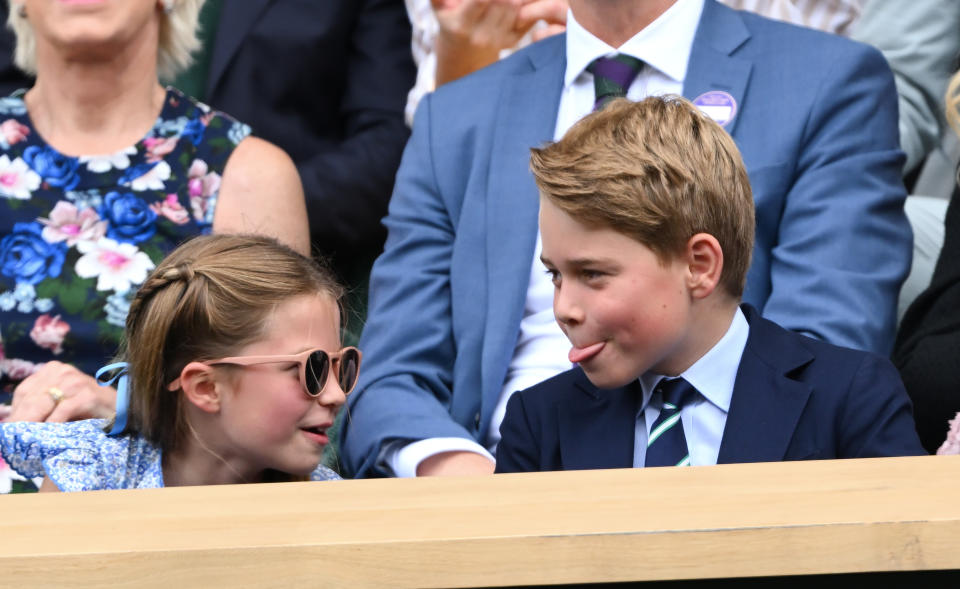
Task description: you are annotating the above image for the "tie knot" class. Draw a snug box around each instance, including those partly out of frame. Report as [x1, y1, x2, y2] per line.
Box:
[655, 378, 697, 412]
[587, 54, 644, 110]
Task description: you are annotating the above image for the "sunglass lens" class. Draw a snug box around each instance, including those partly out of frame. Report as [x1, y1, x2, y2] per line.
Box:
[305, 350, 330, 397]
[339, 348, 360, 394]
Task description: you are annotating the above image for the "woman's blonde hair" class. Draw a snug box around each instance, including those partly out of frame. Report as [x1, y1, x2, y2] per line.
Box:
[119, 234, 344, 458]
[7, 0, 205, 81]
[947, 71, 960, 139]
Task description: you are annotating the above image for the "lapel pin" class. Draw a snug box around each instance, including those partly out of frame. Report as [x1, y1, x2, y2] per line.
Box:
[693, 91, 737, 127]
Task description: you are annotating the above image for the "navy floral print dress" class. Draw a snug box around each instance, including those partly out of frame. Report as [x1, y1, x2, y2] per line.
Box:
[0, 87, 250, 385]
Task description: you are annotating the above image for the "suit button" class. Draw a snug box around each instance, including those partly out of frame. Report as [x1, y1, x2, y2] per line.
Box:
[474, 412, 481, 427]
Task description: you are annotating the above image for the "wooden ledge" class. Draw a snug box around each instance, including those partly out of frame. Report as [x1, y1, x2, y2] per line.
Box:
[1, 455, 958, 587]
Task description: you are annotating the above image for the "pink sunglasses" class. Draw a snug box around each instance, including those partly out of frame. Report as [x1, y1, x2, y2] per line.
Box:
[171, 347, 362, 397]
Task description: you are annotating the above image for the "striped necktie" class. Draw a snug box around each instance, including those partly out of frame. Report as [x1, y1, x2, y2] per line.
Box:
[586, 54, 645, 111]
[645, 378, 698, 468]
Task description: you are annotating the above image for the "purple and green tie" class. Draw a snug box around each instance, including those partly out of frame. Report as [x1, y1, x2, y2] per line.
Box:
[586, 54, 645, 111]
[645, 377, 698, 468]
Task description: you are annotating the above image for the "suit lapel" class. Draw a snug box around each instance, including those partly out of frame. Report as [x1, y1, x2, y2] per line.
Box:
[683, 0, 752, 136]
[558, 371, 636, 470]
[206, 0, 273, 98]
[481, 38, 566, 408]
[718, 306, 814, 463]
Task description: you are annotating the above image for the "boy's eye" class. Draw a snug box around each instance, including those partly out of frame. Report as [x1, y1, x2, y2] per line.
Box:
[544, 268, 561, 285]
[581, 269, 605, 281]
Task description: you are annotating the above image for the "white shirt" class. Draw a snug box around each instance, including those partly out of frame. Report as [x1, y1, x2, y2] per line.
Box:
[633, 307, 748, 467]
[385, 0, 707, 477]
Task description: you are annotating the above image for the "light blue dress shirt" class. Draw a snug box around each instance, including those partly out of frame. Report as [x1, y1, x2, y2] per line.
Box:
[633, 308, 749, 467]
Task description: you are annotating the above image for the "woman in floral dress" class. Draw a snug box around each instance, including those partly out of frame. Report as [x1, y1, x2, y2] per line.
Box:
[0, 0, 309, 492]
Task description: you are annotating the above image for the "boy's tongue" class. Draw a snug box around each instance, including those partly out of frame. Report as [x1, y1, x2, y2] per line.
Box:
[568, 341, 605, 364]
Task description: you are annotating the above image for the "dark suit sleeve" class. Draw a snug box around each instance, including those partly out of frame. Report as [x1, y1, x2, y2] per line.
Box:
[495, 392, 542, 473]
[301, 0, 415, 263]
[837, 354, 927, 458]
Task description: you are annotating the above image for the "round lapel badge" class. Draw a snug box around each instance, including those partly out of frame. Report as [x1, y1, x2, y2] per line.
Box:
[692, 91, 737, 127]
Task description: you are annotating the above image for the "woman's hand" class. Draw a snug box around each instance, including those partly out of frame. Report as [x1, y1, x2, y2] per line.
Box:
[6, 361, 116, 423]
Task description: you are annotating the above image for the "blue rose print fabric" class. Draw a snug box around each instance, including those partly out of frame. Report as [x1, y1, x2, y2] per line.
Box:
[0, 87, 250, 385]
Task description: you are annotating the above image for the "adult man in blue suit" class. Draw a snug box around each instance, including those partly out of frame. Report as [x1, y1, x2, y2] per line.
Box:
[340, 0, 912, 477]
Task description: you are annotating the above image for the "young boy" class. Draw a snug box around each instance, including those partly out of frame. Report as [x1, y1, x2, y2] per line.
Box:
[495, 96, 926, 473]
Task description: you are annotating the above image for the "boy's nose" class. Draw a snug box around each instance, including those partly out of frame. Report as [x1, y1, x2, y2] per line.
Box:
[554, 287, 584, 327]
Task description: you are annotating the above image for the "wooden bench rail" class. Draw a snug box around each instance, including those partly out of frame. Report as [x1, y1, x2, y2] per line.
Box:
[1, 455, 957, 587]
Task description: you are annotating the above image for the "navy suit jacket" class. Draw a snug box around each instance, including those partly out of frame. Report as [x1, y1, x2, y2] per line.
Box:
[340, 1, 912, 477]
[495, 306, 926, 473]
[200, 0, 414, 273]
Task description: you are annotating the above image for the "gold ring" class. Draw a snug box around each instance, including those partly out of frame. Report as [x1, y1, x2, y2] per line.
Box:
[47, 386, 64, 405]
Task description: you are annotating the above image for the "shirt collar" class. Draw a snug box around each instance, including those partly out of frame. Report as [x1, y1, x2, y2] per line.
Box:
[639, 306, 749, 413]
[564, 0, 705, 89]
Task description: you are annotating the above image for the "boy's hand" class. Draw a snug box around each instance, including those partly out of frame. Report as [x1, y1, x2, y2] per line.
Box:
[416, 450, 496, 476]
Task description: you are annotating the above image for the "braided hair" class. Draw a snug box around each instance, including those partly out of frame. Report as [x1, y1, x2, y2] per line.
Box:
[118, 234, 343, 454]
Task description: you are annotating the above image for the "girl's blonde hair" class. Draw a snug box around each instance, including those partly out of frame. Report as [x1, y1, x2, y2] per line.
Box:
[7, 0, 205, 81]
[119, 234, 344, 456]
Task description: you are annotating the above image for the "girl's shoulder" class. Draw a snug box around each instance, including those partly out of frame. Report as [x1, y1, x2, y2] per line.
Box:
[0, 419, 163, 491]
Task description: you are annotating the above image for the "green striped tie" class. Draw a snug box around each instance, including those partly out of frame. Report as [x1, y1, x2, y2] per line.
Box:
[645, 378, 697, 467]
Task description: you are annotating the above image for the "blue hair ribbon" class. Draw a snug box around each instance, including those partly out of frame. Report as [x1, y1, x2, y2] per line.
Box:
[96, 362, 130, 436]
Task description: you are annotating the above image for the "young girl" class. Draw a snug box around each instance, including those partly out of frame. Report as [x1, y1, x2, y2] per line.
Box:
[0, 234, 359, 491]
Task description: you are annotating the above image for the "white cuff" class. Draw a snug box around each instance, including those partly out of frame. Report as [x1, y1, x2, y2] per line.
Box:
[382, 437, 495, 478]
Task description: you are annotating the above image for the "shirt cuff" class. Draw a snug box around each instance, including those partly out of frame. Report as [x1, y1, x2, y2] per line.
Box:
[380, 437, 495, 478]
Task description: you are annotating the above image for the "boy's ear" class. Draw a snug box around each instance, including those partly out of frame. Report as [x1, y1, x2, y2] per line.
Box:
[178, 362, 222, 414]
[684, 233, 723, 299]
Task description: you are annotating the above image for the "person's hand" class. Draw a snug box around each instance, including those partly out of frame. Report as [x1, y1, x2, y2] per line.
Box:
[432, 0, 566, 85]
[433, 0, 527, 52]
[416, 450, 496, 476]
[519, 0, 567, 42]
[6, 361, 116, 423]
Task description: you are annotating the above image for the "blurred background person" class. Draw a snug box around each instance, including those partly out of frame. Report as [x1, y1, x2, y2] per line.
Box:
[894, 69, 960, 455]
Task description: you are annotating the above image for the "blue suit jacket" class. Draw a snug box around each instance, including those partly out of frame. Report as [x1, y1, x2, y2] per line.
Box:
[495, 305, 926, 473]
[340, 1, 911, 477]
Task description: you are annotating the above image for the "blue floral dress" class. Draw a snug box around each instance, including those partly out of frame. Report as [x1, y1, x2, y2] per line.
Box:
[0, 419, 341, 491]
[0, 87, 251, 385]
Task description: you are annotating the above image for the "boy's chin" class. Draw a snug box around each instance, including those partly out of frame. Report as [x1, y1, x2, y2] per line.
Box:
[580, 366, 639, 391]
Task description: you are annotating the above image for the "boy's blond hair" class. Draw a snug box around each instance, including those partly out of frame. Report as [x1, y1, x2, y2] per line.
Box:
[530, 96, 755, 297]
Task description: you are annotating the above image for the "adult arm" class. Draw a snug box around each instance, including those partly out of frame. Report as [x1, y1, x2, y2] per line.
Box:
[339, 92, 486, 478]
[301, 0, 415, 264]
[215, 136, 310, 256]
[761, 43, 911, 354]
[852, 0, 960, 175]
